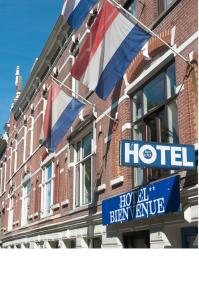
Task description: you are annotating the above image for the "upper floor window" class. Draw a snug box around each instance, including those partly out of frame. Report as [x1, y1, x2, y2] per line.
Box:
[124, 0, 137, 16]
[42, 162, 54, 217]
[132, 62, 178, 185]
[158, 0, 175, 14]
[74, 133, 94, 208]
[21, 179, 31, 226]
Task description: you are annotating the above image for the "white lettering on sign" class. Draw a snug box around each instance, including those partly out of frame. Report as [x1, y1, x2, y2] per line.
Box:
[139, 145, 157, 164]
[123, 142, 194, 168]
[171, 147, 182, 166]
[125, 143, 139, 163]
[182, 147, 194, 167]
[156, 145, 170, 165]
[109, 188, 166, 224]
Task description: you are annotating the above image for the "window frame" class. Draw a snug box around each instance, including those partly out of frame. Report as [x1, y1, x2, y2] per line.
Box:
[131, 61, 178, 185]
[73, 129, 95, 209]
[21, 178, 31, 227]
[41, 161, 54, 217]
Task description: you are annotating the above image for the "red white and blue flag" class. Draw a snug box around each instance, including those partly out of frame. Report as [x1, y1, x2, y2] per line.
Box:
[62, 0, 98, 30]
[71, 0, 151, 99]
[41, 81, 85, 151]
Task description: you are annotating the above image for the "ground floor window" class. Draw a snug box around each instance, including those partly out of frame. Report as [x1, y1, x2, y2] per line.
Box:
[74, 132, 94, 207]
[42, 162, 54, 217]
[181, 227, 198, 248]
[123, 231, 150, 248]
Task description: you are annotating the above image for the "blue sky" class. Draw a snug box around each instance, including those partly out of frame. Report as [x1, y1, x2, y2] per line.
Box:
[0, 0, 63, 133]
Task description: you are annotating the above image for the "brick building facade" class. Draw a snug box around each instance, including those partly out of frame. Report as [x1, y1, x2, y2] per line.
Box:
[0, 0, 198, 248]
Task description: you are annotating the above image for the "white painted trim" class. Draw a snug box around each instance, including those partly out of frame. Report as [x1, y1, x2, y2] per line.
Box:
[51, 203, 61, 210]
[41, 153, 55, 168]
[177, 31, 198, 55]
[60, 168, 64, 174]
[95, 184, 106, 193]
[104, 134, 112, 144]
[176, 84, 184, 94]
[171, 26, 176, 46]
[110, 176, 124, 187]
[122, 123, 131, 132]
[61, 199, 69, 206]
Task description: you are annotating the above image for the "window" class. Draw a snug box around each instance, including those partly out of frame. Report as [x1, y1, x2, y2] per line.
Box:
[42, 162, 54, 217]
[7, 196, 14, 231]
[21, 179, 31, 226]
[181, 227, 198, 248]
[74, 133, 94, 207]
[132, 62, 178, 185]
[124, 0, 137, 16]
[158, 0, 175, 14]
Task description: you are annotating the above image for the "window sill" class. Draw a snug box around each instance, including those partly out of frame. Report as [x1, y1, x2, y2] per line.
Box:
[110, 176, 124, 187]
[71, 203, 94, 214]
[95, 184, 106, 193]
[61, 199, 69, 207]
[51, 203, 60, 210]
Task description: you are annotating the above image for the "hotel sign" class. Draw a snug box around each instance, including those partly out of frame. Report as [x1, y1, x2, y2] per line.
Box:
[102, 176, 180, 226]
[120, 140, 196, 170]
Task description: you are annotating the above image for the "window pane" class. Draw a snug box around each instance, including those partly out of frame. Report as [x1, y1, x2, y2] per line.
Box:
[47, 163, 52, 180]
[167, 63, 176, 98]
[134, 123, 143, 140]
[167, 101, 179, 143]
[148, 118, 158, 142]
[158, 110, 168, 143]
[124, 0, 136, 16]
[75, 165, 80, 207]
[134, 167, 143, 187]
[144, 73, 165, 112]
[77, 141, 81, 162]
[133, 90, 142, 121]
[82, 158, 91, 204]
[46, 182, 52, 213]
[82, 134, 92, 158]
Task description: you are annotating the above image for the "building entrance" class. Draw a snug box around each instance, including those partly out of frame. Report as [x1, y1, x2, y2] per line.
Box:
[123, 230, 150, 248]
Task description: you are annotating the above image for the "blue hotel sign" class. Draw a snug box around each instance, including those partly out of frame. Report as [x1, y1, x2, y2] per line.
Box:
[120, 140, 196, 170]
[102, 176, 180, 226]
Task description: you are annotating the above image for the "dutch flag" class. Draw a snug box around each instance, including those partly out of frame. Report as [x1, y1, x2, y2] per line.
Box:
[71, 0, 151, 100]
[41, 81, 85, 151]
[62, 0, 98, 30]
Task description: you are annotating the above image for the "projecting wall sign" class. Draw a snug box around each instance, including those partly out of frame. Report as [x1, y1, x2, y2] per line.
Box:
[120, 140, 196, 170]
[102, 176, 180, 226]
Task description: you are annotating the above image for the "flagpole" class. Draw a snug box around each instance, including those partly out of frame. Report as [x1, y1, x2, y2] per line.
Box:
[110, 0, 193, 67]
[51, 75, 117, 122]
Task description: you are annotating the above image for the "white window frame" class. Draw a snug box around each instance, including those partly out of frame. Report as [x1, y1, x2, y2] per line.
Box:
[73, 129, 95, 208]
[7, 196, 14, 232]
[21, 178, 31, 227]
[41, 161, 54, 217]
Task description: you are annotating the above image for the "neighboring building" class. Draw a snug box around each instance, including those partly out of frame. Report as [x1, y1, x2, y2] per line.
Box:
[0, 0, 198, 248]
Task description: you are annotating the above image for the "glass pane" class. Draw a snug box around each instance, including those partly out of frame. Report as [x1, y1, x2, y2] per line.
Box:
[132, 90, 142, 121]
[82, 158, 91, 204]
[47, 163, 52, 180]
[134, 123, 143, 140]
[134, 167, 143, 187]
[75, 165, 80, 207]
[82, 134, 92, 158]
[46, 182, 51, 213]
[167, 101, 179, 143]
[144, 73, 165, 112]
[167, 63, 176, 98]
[158, 110, 168, 143]
[148, 118, 157, 141]
[76, 141, 81, 162]
[124, 0, 136, 16]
